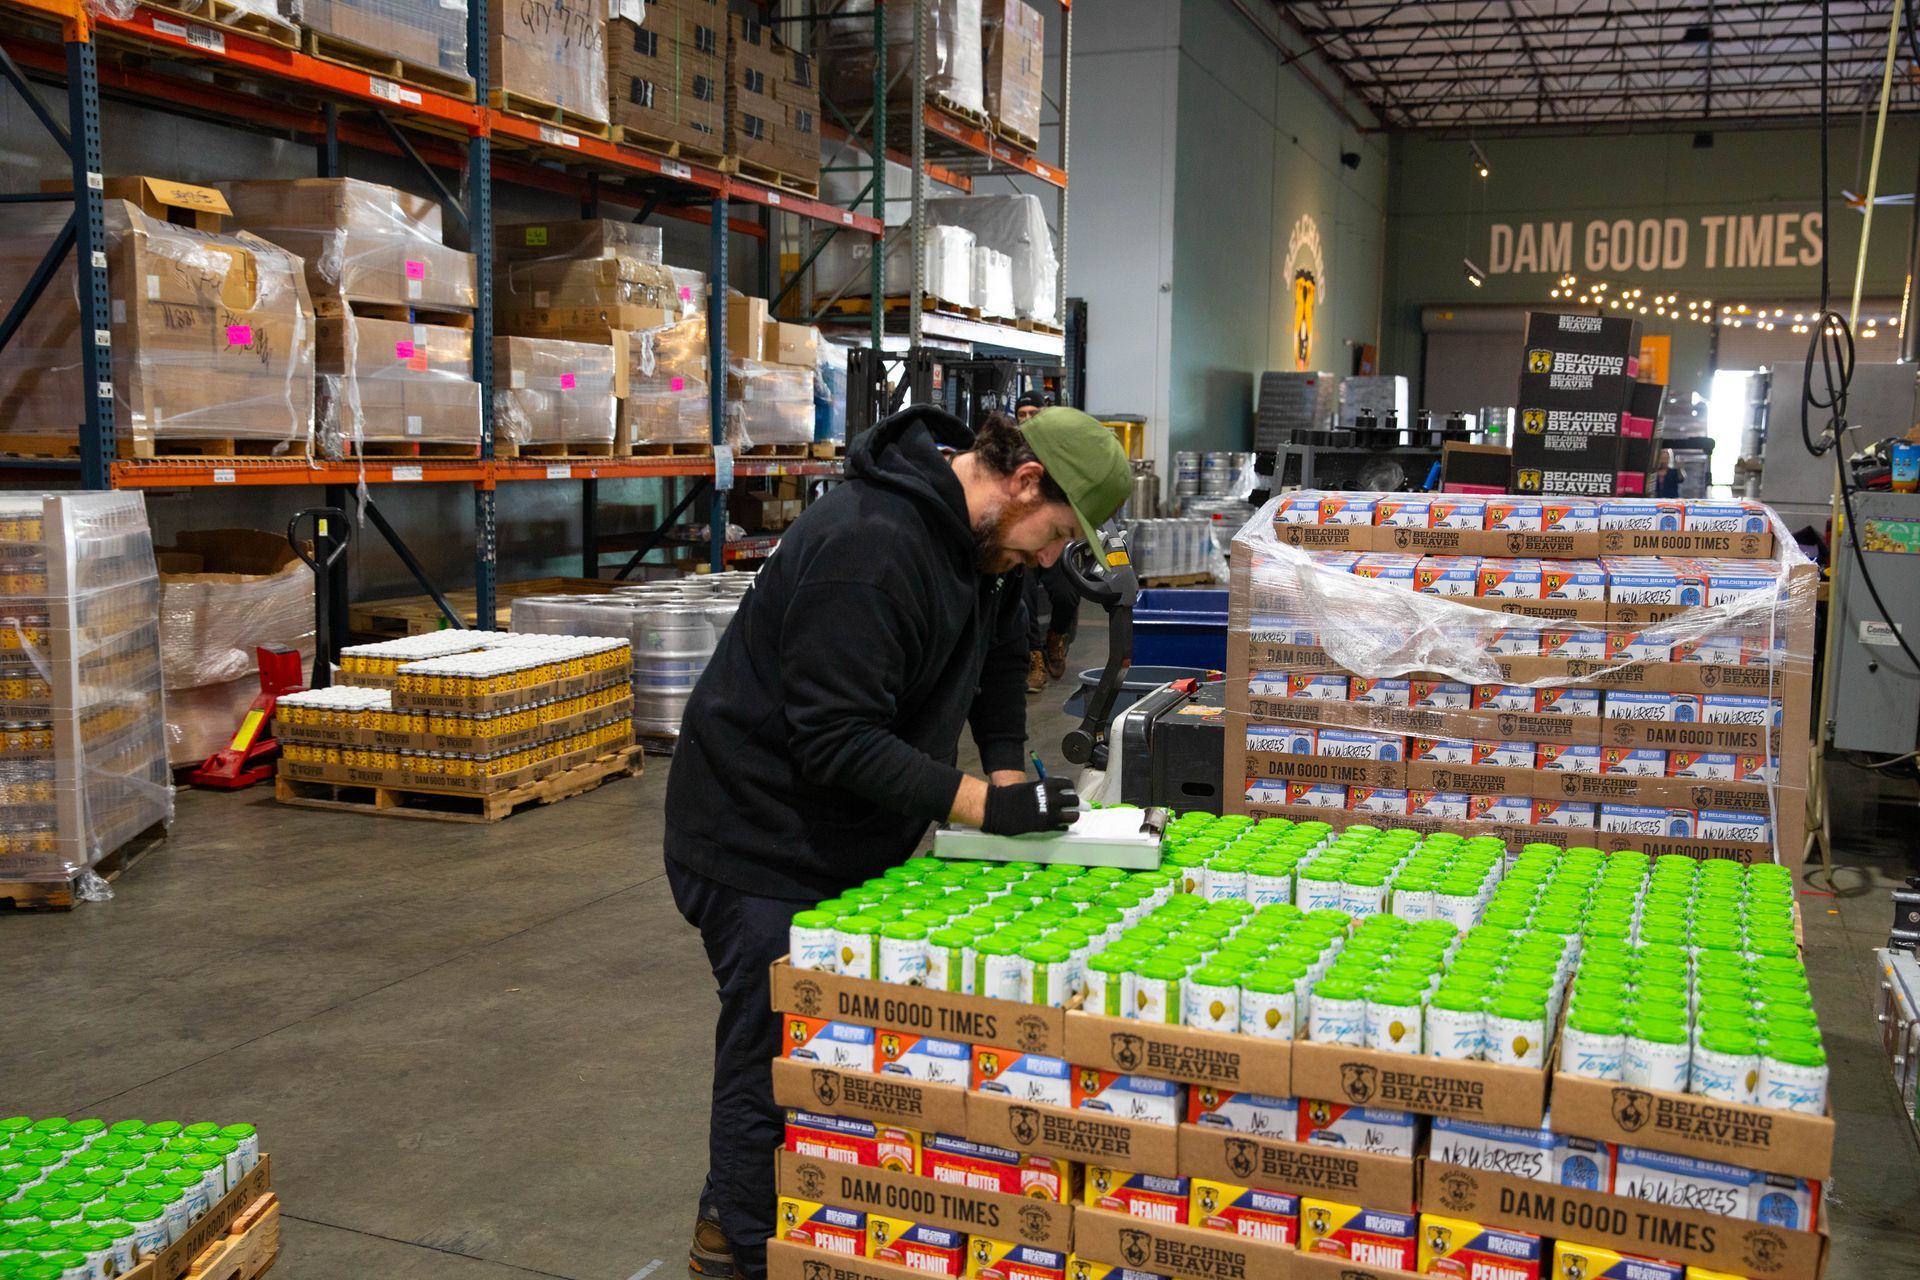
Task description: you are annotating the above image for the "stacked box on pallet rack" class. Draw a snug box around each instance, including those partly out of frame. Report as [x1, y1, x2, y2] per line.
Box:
[0, 179, 316, 457]
[725, 15, 821, 186]
[0, 493, 173, 890]
[983, 0, 1043, 145]
[808, 225, 977, 308]
[303, 0, 473, 87]
[219, 177, 481, 459]
[1223, 491, 1815, 869]
[926, 194, 1060, 327]
[818, 0, 985, 121]
[492, 336, 621, 451]
[490, 0, 608, 125]
[606, 0, 726, 156]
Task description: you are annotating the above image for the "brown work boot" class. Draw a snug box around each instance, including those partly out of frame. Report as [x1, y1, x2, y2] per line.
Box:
[690, 1214, 736, 1278]
[1044, 633, 1071, 680]
[1026, 649, 1048, 694]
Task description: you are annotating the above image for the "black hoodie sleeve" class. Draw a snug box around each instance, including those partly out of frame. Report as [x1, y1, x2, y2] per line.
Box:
[780, 577, 968, 820]
[969, 575, 1030, 774]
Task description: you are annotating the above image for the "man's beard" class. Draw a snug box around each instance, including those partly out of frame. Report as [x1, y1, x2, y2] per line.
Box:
[972, 493, 1039, 573]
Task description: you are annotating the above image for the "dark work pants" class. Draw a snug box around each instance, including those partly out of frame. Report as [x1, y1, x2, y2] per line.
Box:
[1024, 560, 1080, 649]
[667, 855, 809, 1280]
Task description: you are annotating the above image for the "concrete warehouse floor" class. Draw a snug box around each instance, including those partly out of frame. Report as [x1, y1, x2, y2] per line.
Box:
[6, 624, 1919, 1280]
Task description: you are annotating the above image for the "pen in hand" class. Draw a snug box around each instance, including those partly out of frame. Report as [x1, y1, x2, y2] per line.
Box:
[1029, 751, 1047, 780]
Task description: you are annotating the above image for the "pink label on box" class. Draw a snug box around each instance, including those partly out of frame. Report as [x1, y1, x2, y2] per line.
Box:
[560, 372, 576, 390]
[670, 376, 685, 391]
[394, 341, 415, 359]
[225, 324, 251, 346]
[405, 260, 425, 280]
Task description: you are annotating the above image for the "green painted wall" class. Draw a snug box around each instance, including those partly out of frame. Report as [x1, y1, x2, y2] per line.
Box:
[1165, 0, 1389, 456]
[1383, 119, 1920, 404]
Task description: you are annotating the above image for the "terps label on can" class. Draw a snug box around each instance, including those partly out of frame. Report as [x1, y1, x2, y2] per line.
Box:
[1417, 1212, 1543, 1280]
[1299, 1197, 1418, 1270]
[1190, 1179, 1300, 1245]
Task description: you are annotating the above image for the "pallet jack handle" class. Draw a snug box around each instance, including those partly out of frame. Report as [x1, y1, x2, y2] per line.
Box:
[289, 507, 350, 689]
[1059, 527, 1139, 771]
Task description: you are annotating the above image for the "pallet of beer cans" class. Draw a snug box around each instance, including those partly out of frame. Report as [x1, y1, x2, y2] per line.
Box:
[767, 810, 1832, 1280]
[1227, 492, 1817, 869]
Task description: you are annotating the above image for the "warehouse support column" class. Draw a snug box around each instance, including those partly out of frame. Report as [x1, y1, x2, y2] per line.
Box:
[469, 0, 497, 627]
[67, 38, 113, 490]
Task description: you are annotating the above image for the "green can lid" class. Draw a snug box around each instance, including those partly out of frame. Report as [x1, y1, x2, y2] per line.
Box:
[974, 935, 1023, 958]
[1629, 1016, 1690, 1045]
[1191, 963, 1241, 986]
[836, 915, 882, 937]
[1567, 1003, 1624, 1035]
[1701, 1025, 1759, 1056]
[929, 926, 971, 948]
[865, 903, 906, 923]
[1022, 941, 1070, 965]
[1764, 1036, 1827, 1067]
[1312, 975, 1366, 1000]
[906, 909, 952, 930]
[1088, 951, 1133, 975]
[1491, 992, 1547, 1020]
[1137, 957, 1189, 981]
[791, 910, 837, 930]
[880, 920, 927, 941]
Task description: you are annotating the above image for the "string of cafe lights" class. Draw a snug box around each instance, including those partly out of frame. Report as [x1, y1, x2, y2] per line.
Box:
[1545, 273, 1891, 339]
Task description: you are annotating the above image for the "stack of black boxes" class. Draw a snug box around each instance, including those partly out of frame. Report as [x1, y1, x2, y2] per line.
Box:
[1511, 312, 1643, 497]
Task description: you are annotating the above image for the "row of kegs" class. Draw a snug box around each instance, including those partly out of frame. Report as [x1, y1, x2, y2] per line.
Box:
[1173, 451, 1259, 503]
[1125, 500, 1255, 582]
[509, 571, 757, 738]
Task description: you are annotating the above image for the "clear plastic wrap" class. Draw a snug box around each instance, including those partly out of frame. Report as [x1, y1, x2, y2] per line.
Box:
[1224, 491, 1817, 869]
[812, 225, 975, 305]
[314, 316, 481, 458]
[0, 493, 173, 884]
[301, 0, 472, 83]
[726, 356, 815, 449]
[815, 338, 848, 444]
[821, 0, 984, 118]
[496, 219, 663, 265]
[493, 336, 618, 447]
[491, 0, 608, 123]
[973, 245, 1015, 318]
[218, 178, 478, 313]
[497, 253, 682, 337]
[0, 198, 317, 449]
[86, 0, 297, 33]
[925, 194, 1058, 325]
[157, 529, 315, 768]
[983, 0, 1044, 144]
[619, 316, 712, 447]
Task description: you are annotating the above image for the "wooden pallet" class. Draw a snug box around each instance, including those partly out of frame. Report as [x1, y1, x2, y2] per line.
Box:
[932, 94, 991, 130]
[490, 89, 612, 139]
[497, 438, 626, 460]
[312, 297, 476, 327]
[302, 28, 477, 101]
[608, 123, 725, 167]
[743, 443, 809, 459]
[0, 823, 166, 912]
[828, 294, 981, 320]
[185, 1193, 280, 1280]
[636, 730, 679, 757]
[0, 434, 299, 461]
[151, 0, 300, 49]
[808, 440, 845, 460]
[632, 441, 714, 457]
[334, 440, 481, 459]
[1140, 572, 1218, 588]
[722, 155, 821, 199]
[1015, 317, 1066, 336]
[274, 746, 641, 822]
[990, 118, 1041, 154]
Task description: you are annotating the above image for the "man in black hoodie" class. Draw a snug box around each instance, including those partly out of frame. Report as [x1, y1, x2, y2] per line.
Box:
[664, 404, 1131, 1279]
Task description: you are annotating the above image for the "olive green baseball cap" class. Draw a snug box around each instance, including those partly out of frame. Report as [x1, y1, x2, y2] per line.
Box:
[1020, 407, 1132, 549]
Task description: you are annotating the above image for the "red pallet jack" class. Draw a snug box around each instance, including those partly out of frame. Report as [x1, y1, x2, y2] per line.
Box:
[186, 507, 350, 789]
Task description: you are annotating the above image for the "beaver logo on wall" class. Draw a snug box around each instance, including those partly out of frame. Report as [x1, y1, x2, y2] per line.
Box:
[1286, 214, 1326, 372]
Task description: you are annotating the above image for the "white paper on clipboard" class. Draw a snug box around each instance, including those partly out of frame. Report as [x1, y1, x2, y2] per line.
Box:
[932, 806, 1166, 869]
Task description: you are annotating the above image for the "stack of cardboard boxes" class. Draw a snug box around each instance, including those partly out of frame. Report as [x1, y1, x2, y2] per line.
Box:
[606, 0, 725, 157]
[725, 294, 817, 449]
[302, 0, 473, 92]
[489, 0, 608, 127]
[1225, 491, 1815, 868]
[1512, 312, 1660, 499]
[0, 179, 318, 457]
[726, 15, 821, 186]
[982, 0, 1043, 146]
[818, 0, 985, 123]
[220, 177, 480, 459]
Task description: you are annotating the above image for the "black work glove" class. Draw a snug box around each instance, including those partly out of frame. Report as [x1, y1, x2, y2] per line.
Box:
[982, 777, 1083, 836]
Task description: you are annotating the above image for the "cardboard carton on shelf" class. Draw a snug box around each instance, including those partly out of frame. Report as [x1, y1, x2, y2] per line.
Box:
[493, 336, 620, 448]
[302, 0, 472, 81]
[491, 0, 609, 124]
[983, 0, 1044, 143]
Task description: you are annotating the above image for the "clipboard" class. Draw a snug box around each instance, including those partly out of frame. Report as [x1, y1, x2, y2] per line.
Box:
[932, 805, 1169, 870]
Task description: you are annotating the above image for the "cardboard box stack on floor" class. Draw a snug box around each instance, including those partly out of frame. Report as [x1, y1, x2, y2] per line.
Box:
[766, 809, 1835, 1280]
[0, 493, 173, 886]
[1513, 312, 1655, 499]
[490, 0, 608, 125]
[279, 630, 634, 794]
[1226, 491, 1815, 871]
[724, 14, 820, 185]
[606, 0, 725, 156]
[303, 0, 472, 87]
[0, 179, 317, 456]
[494, 218, 713, 450]
[983, 0, 1043, 145]
[219, 177, 480, 459]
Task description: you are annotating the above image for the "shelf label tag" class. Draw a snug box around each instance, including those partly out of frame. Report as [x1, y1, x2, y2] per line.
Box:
[212, 468, 236, 484]
[370, 77, 423, 106]
[842, 211, 854, 224]
[90, 251, 106, 270]
[93, 330, 110, 349]
[539, 125, 581, 149]
[714, 444, 734, 490]
[546, 463, 573, 479]
[95, 381, 111, 400]
[661, 160, 692, 180]
[1862, 620, 1906, 647]
[86, 171, 103, 190]
[392, 465, 424, 481]
[766, 191, 781, 205]
[186, 24, 224, 52]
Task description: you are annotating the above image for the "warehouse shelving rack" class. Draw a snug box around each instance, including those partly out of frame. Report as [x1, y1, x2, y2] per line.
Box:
[772, 0, 1074, 422]
[0, 0, 873, 649]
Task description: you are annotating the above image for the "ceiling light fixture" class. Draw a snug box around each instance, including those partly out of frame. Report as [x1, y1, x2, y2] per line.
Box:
[1469, 141, 1491, 179]
[1463, 257, 1486, 287]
